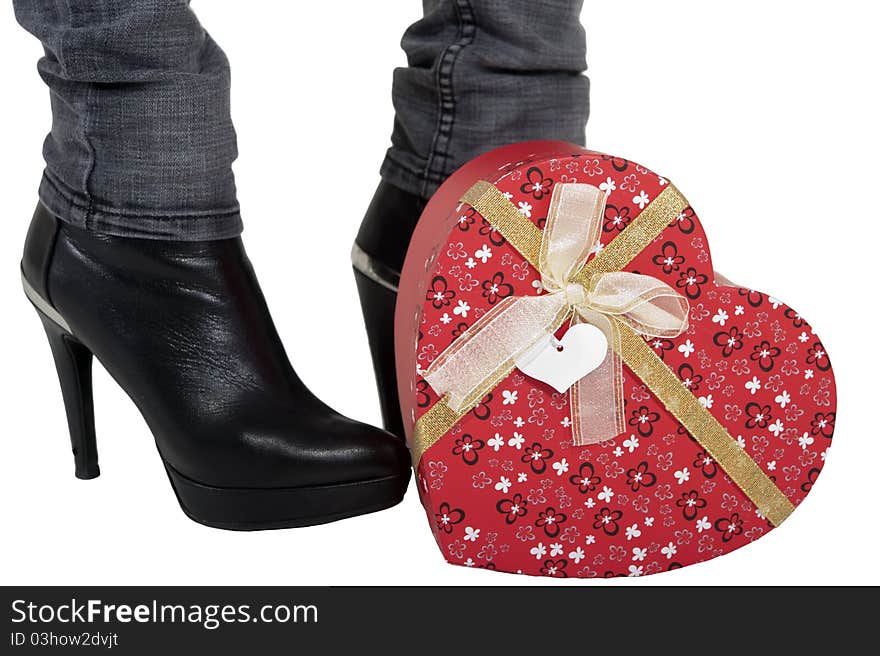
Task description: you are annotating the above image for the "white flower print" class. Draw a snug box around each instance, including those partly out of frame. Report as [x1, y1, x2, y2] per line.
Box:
[768, 419, 785, 437]
[584, 497, 596, 509]
[628, 565, 644, 577]
[552, 458, 570, 476]
[464, 526, 480, 542]
[517, 201, 533, 217]
[613, 446, 624, 457]
[494, 476, 512, 493]
[696, 516, 711, 533]
[531, 279, 544, 294]
[502, 191, 513, 200]
[440, 313, 452, 325]
[678, 339, 695, 357]
[712, 309, 729, 326]
[658, 176, 669, 186]
[517, 472, 528, 483]
[734, 305, 745, 316]
[623, 435, 640, 453]
[453, 300, 470, 317]
[745, 376, 762, 395]
[775, 391, 791, 408]
[632, 547, 647, 561]
[736, 435, 746, 448]
[487, 433, 505, 451]
[798, 331, 810, 343]
[474, 244, 493, 264]
[699, 394, 714, 409]
[599, 176, 617, 194]
[508, 432, 525, 449]
[625, 524, 642, 541]
[569, 547, 586, 564]
[767, 460, 776, 471]
[804, 369, 814, 380]
[633, 191, 650, 209]
[598, 485, 614, 502]
[530, 542, 547, 559]
[674, 467, 690, 485]
[550, 543, 564, 557]
[560, 416, 572, 428]
[661, 542, 677, 559]
[644, 516, 655, 527]
[513, 416, 525, 428]
[464, 558, 475, 567]
[464, 257, 477, 270]
[798, 432, 815, 450]
[502, 389, 518, 405]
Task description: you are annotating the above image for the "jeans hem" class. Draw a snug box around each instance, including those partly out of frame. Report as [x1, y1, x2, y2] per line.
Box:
[38, 172, 244, 241]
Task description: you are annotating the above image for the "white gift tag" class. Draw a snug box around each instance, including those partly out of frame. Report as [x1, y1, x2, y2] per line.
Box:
[514, 323, 608, 393]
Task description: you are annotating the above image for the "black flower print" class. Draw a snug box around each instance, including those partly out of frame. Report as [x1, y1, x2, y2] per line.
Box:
[520, 166, 553, 200]
[713, 325, 744, 357]
[714, 513, 744, 542]
[451, 322, 469, 339]
[693, 450, 717, 478]
[649, 337, 675, 361]
[569, 461, 601, 494]
[479, 218, 507, 246]
[801, 468, 821, 493]
[540, 558, 568, 578]
[603, 204, 632, 233]
[671, 206, 696, 234]
[452, 433, 485, 465]
[737, 288, 764, 308]
[810, 412, 835, 438]
[496, 493, 528, 524]
[806, 341, 831, 371]
[522, 442, 554, 474]
[535, 507, 568, 538]
[676, 267, 709, 300]
[745, 402, 773, 429]
[435, 502, 464, 534]
[601, 154, 629, 172]
[750, 340, 781, 372]
[626, 461, 657, 491]
[456, 207, 477, 232]
[471, 393, 493, 421]
[652, 241, 685, 274]
[677, 363, 703, 392]
[676, 490, 708, 521]
[628, 405, 660, 437]
[784, 307, 805, 328]
[481, 272, 514, 305]
[593, 506, 623, 536]
[416, 379, 432, 408]
[426, 275, 456, 309]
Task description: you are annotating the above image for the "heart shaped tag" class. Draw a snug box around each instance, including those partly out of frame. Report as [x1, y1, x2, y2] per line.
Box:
[514, 323, 608, 393]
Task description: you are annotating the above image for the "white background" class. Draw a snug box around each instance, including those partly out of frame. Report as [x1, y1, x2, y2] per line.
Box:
[1, 1, 877, 586]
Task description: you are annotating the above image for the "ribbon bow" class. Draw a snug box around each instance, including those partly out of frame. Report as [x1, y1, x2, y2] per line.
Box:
[424, 183, 691, 445]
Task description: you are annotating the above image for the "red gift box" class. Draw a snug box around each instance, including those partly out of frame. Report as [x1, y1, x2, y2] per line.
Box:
[395, 141, 836, 578]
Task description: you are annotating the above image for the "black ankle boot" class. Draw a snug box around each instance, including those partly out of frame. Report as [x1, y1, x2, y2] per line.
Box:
[351, 181, 425, 438]
[22, 203, 410, 530]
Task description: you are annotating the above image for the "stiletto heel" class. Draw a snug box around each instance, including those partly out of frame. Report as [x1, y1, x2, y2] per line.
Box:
[36, 310, 99, 480]
[353, 261, 404, 438]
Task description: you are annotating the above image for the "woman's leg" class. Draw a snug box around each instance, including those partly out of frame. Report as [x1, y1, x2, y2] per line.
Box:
[14, 0, 240, 240]
[382, 0, 588, 200]
[353, 0, 588, 436]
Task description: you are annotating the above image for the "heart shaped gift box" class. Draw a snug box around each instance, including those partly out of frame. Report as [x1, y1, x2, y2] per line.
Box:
[395, 141, 836, 578]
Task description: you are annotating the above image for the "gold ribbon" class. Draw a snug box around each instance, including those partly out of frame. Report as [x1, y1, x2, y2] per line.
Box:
[412, 180, 796, 527]
[423, 183, 690, 447]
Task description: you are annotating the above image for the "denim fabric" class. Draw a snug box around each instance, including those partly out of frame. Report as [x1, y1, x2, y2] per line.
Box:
[381, 0, 589, 199]
[15, 1, 588, 240]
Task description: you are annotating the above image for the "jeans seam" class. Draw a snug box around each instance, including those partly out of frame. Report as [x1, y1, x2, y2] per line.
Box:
[420, 0, 476, 198]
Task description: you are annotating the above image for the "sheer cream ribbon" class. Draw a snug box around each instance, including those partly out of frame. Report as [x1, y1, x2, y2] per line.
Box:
[423, 183, 691, 445]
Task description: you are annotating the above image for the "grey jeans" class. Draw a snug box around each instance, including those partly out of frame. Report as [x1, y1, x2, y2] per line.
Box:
[14, 1, 588, 241]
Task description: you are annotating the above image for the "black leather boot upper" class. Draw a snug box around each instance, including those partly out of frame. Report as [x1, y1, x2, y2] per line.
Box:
[23, 204, 410, 490]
